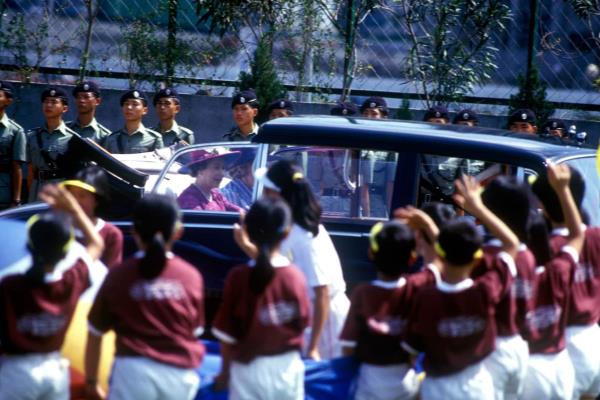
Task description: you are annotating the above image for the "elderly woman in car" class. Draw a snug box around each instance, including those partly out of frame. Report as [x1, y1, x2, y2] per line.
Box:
[177, 148, 241, 212]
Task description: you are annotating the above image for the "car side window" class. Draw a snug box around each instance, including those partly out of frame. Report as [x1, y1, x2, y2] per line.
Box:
[267, 145, 397, 220]
[154, 144, 258, 212]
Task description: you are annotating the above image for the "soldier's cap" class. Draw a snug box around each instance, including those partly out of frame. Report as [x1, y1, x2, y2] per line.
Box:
[330, 101, 358, 116]
[120, 89, 148, 106]
[542, 118, 566, 133]
[72, 81, 100, 97]
[153, 87, 179, 106]
[231, 90, 258, 109]
[0, 81, 15, 98]
[266, 98, 293, 114]
[179, 148, 240, 176]
[508, 108, 536, 125]
[41, 86, 69, 105]
[360, 96, 388, 114]
[453, 109, 479, 124]
[423, 105, 449, 121]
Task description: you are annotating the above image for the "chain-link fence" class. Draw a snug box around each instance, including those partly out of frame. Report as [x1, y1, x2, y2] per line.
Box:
[0, 0, 598, 113]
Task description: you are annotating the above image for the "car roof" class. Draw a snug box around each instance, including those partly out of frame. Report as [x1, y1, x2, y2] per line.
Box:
[256, 116, 595, 171]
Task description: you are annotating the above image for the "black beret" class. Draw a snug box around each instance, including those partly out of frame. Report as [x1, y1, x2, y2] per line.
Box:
[72, 81, 100, 97]
[423, 105, 449, 121]
[508, 109, 536, 125]
[120, 89, 148, 106]
[542, 118, 566, 133]
[330, 102, 358, 116]
[231, 90, 258, 108]
[266, 98, 293, 114]
[360, 96, 388, 113]
[153, 87, 179, 106]
[0, 81, 15, 98]
[41, 87, 69, 104]
[453, 109, 479, 124]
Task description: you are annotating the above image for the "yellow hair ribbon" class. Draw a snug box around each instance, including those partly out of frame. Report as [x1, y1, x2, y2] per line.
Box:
[369, 222, 384, 253]
[473, 248, 484, 260]
[26, 213, 41, 228]
[62, 231, 75, 253]
[61, 180, 97, 194]
[292, 172, 304, 181]
[434, 242, 446, 259]
[527, 174, 538, 185]
[27, 213, 74, 253]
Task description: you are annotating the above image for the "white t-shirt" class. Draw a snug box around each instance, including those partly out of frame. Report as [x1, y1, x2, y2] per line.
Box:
[279, 223, 346, 300]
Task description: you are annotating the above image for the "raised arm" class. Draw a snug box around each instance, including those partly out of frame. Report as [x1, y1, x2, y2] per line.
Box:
[547, 163, 584, 254]
[39, 184, 104, 261]
[453, 175, 519, 259]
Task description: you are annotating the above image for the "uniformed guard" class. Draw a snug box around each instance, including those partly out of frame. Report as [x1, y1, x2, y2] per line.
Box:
[541, 118, 567, 138]
[26, 86, 78, 202]
[266, 98, 294, 120]
[104, 90, 163, 154]
[0, 81, 26, 209]
[152, 87, 195, 146]
[67, 81, 111, 145]
[330, 102, 358, 116]
[423, 105, 450, 124]
[360, 96, 388, 119]
[508, 109, 537, 135]
[223, 90, 259, 142]
[453, 109, 479, 127]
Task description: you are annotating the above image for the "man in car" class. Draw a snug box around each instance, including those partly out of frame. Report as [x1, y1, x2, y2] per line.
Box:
[508, 109, 537, 135]
[221, 148, 256, 209]
[0, 81, 26, 209]
[104, 90, 163, 154]
[153, 87, 195, 146]
[67, 81, 111, 146]
[223, 90, 260, 141]
[27, 87, 78, 202]
[267, 99, 294, 120]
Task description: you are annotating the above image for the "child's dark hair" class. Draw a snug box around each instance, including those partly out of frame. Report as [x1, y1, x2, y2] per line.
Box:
[266, 160, 321, 236]
[421, 201, 456, 228]
[74, 166, 111, 217]
[370, 221, 415, 277]
[527, 211, 552, 265]
[133, 194, 180, 280]
[481, 176, 532, 243]
[531, 166, 585, 224]
[244, 197, 292, 294]
[438, 219, 483, 266]
[26, 212, 74, 284]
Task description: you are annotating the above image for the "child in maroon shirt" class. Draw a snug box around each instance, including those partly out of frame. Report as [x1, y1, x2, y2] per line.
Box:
[0, 184, 103, 400]
[212, 197, 310, 400]
[85, 194, 205, 400]
[340, 221, 420, 400]
[401, 175, 520, 400]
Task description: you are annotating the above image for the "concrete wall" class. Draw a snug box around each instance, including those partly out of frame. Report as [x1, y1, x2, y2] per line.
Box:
[4, 82, 599, 145]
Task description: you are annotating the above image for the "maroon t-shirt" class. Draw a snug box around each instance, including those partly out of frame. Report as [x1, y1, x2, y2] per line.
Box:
[406, 263, 439, 291]
[340, 278, 411, 365]
[476, 244, 536, 338]
[550, 227, 600, 326]
[88, 255, 205, 369]
[526, 248, 577, 354]
[402, 253, 514, 376]
[212, 262, 310, 363]
[177, 185, 241, 212]
[0, 258, 90, 354]
[75, 219, 123, 269]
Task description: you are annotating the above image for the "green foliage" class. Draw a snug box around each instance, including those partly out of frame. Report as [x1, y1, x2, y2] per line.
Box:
[508, 66, 554, 129]
[398, 0, 511, 106]
[239, 35, 287, 123]
[394, 98, 412, 120]
[563, 0, 599, 18]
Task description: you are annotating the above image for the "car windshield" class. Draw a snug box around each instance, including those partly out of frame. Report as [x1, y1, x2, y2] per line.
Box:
[565, 156, 599, 226]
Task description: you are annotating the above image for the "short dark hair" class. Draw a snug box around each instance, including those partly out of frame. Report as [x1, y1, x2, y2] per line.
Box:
[74, 166, 111, 217]
[438, 219, 483, 266]
[531, 166, 585, 223]
[370, 221, 415, 277]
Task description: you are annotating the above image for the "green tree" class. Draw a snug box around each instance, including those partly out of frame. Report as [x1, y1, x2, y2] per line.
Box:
[508, 65, 555, 129]
[396, 0, 511, 107]
[239, 34, 287, 123]
[394, 98, 412, 120]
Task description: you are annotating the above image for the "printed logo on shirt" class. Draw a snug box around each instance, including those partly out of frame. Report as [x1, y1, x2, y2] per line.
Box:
[130, 279, 185, 301]
[437, 316, 486, 337]
[258, 301, 299, 326]
[512, 277, 534, 300]
[526, 305, 562, 330]
[574, 263, 596, 283]
[367, 316, 407, 336]
[17, 313, 66, 336]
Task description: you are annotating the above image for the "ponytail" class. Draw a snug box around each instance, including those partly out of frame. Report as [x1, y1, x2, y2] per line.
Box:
[250, 244, 276, 294]
[140, 232, 168, 280]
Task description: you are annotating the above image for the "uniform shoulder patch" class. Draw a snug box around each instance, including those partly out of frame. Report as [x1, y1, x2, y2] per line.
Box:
[7, 118, 24, 131]
[180, 125, 193, 134]
[146, 128, 162, 138]
[97, 122, 111, 134]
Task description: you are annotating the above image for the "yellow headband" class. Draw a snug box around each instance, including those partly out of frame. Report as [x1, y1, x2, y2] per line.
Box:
[61, 180, 97, 194]
[369, 222, 384, 253]
[292, 172, 304, 182]
[27, 213, 75, 253]
[434, 242, 483, 261]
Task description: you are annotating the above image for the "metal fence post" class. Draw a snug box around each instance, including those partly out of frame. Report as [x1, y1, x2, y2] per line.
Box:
[525, 0, 539, 86]
[166, 0, 179, 87]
